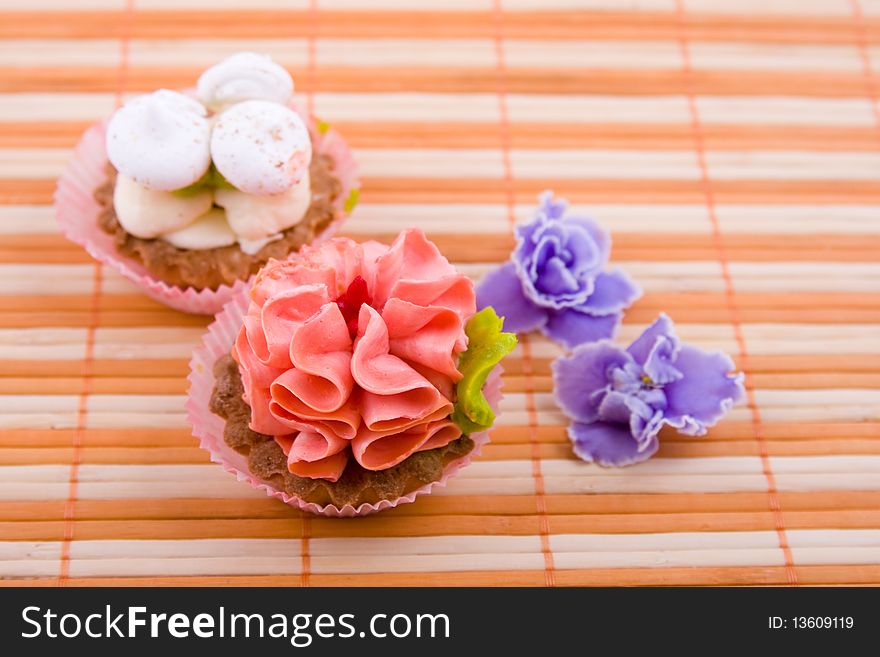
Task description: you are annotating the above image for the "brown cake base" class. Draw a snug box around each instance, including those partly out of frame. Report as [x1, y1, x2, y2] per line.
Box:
[94, 153, 343, 291]
[209, 354, 475, 509]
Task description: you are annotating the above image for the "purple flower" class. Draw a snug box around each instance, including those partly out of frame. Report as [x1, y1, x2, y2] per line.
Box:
[551, 314, 744, 467]
[477, 192, 640, 349]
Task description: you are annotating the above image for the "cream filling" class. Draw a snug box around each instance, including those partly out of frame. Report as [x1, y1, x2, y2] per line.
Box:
[162, 207, 237, 250]
[238, 233, 284, 255]
[214, 169, 312, 241]
[112, 173, 312, 250]
[113, 174, 213, 239]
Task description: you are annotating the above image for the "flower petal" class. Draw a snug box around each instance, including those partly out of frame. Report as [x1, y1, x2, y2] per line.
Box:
[247, 383, 293, 436]
[663, 344, 745, 434]
[543, 308, 620, 349]
[350, 426, 425, 471]
[416, 419, 463, 452]
[537, 190, 568, 220]
[352, 305, 452, 434]
[233, 325, 285, 390]
[384, 297, 464, 381]
[283, 427, 348, 463]
[276, 432, 350, 482]
[568, 421, 658, 467]
[287, 302, 354, 412]
[551, 341, 633, 423]
[516, 218, 598, 309]
[359, 390, 451, 434]
[287, 451, 349, 482]
[539, 255, 582, 297]
[563, 214, 609, 265]
[626, 312, 678, 365]
[643, 334, 683, 386]
[598, 389, 649, 425]
[309, 237, 366, 294]
[389, 273, 475, 321]
[577, 268, 641, 317]
[250, 257, 335, 306]
[258, 284, 329, 368]
[352, 419, 459, 471]
[629, 408, 667, 446]
[370, 228, 457, 309]
[269, 373, 362, 439]
[352, 305, 435, 395]
[476, 261, 548, 334]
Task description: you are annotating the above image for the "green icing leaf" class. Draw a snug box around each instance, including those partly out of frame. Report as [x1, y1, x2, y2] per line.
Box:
[451, 307, 517, 435]
[171, 164, 236, 197]
[344, 188, 360, 213]
[208, 164, 236, 190]
[171, 169, 212, 197]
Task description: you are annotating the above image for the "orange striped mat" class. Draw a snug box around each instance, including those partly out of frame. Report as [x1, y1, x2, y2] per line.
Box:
[1, 0, 879, 587]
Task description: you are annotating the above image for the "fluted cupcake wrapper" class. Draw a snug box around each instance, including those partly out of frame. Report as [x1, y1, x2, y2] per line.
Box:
[55, 109, 359, 315]
[187, 284, 503, 517]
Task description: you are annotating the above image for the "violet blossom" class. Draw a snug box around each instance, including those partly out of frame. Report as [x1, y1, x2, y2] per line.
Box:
[476, 192, 640, 349]
[551, 313, 744, 467]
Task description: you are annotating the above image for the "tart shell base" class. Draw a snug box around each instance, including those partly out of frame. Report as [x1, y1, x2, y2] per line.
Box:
[210, 353, 475, 509]
[94, 152, 342, 291]
[56, 115, 358, 315]
[187, 287, 500, 517]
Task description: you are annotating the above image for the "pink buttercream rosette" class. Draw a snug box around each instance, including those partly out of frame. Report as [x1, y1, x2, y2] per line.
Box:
[55, 108, 358, 315]
[187, 229, 503, 516]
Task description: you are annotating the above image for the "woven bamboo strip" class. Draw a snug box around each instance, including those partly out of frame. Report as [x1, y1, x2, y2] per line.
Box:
[4, 490, 880, 521]
[11, 65, 880, 97]
[2, 438, 880, 466]
[4, 9, 880, 44]
[7, 351, 877, 374]
[5, 564, 880, 587]
[4, 371, 880, 395]
[5, 248, 880, 266]
[2, 233, 880, 264]
[7, 121, 880, 151]
[2, 291, 877, 311]
[0, 95, 872, 126]
[0, 422, 877, 450]
[2, 508, 879, 542]
[1, 307, 877, 327]
[14, 177, 880, 204]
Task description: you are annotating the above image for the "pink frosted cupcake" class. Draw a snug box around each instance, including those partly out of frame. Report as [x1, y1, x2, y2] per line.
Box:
[188, 228, 516, 515]
[56, 52, 358, 314]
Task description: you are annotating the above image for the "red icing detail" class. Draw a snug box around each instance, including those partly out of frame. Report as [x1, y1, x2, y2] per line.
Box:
[335, 275, 372, 338]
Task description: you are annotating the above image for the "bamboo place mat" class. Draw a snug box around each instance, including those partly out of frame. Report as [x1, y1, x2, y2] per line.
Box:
[0, 0, 879, 588]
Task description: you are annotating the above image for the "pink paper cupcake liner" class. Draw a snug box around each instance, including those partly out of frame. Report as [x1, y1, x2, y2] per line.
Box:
[187, 286, 503, 517]
[55, 112, 359, 316]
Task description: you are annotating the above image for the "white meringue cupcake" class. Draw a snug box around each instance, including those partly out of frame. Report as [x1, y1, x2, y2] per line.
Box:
[55, 52, 359, 315]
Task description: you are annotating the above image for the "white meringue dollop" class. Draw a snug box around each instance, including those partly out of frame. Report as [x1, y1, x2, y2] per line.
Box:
[210, 99, 312, 196]
[108, 52, 317, 253]
[196, 51, 294, 110]
[106, 90, 212, 191]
